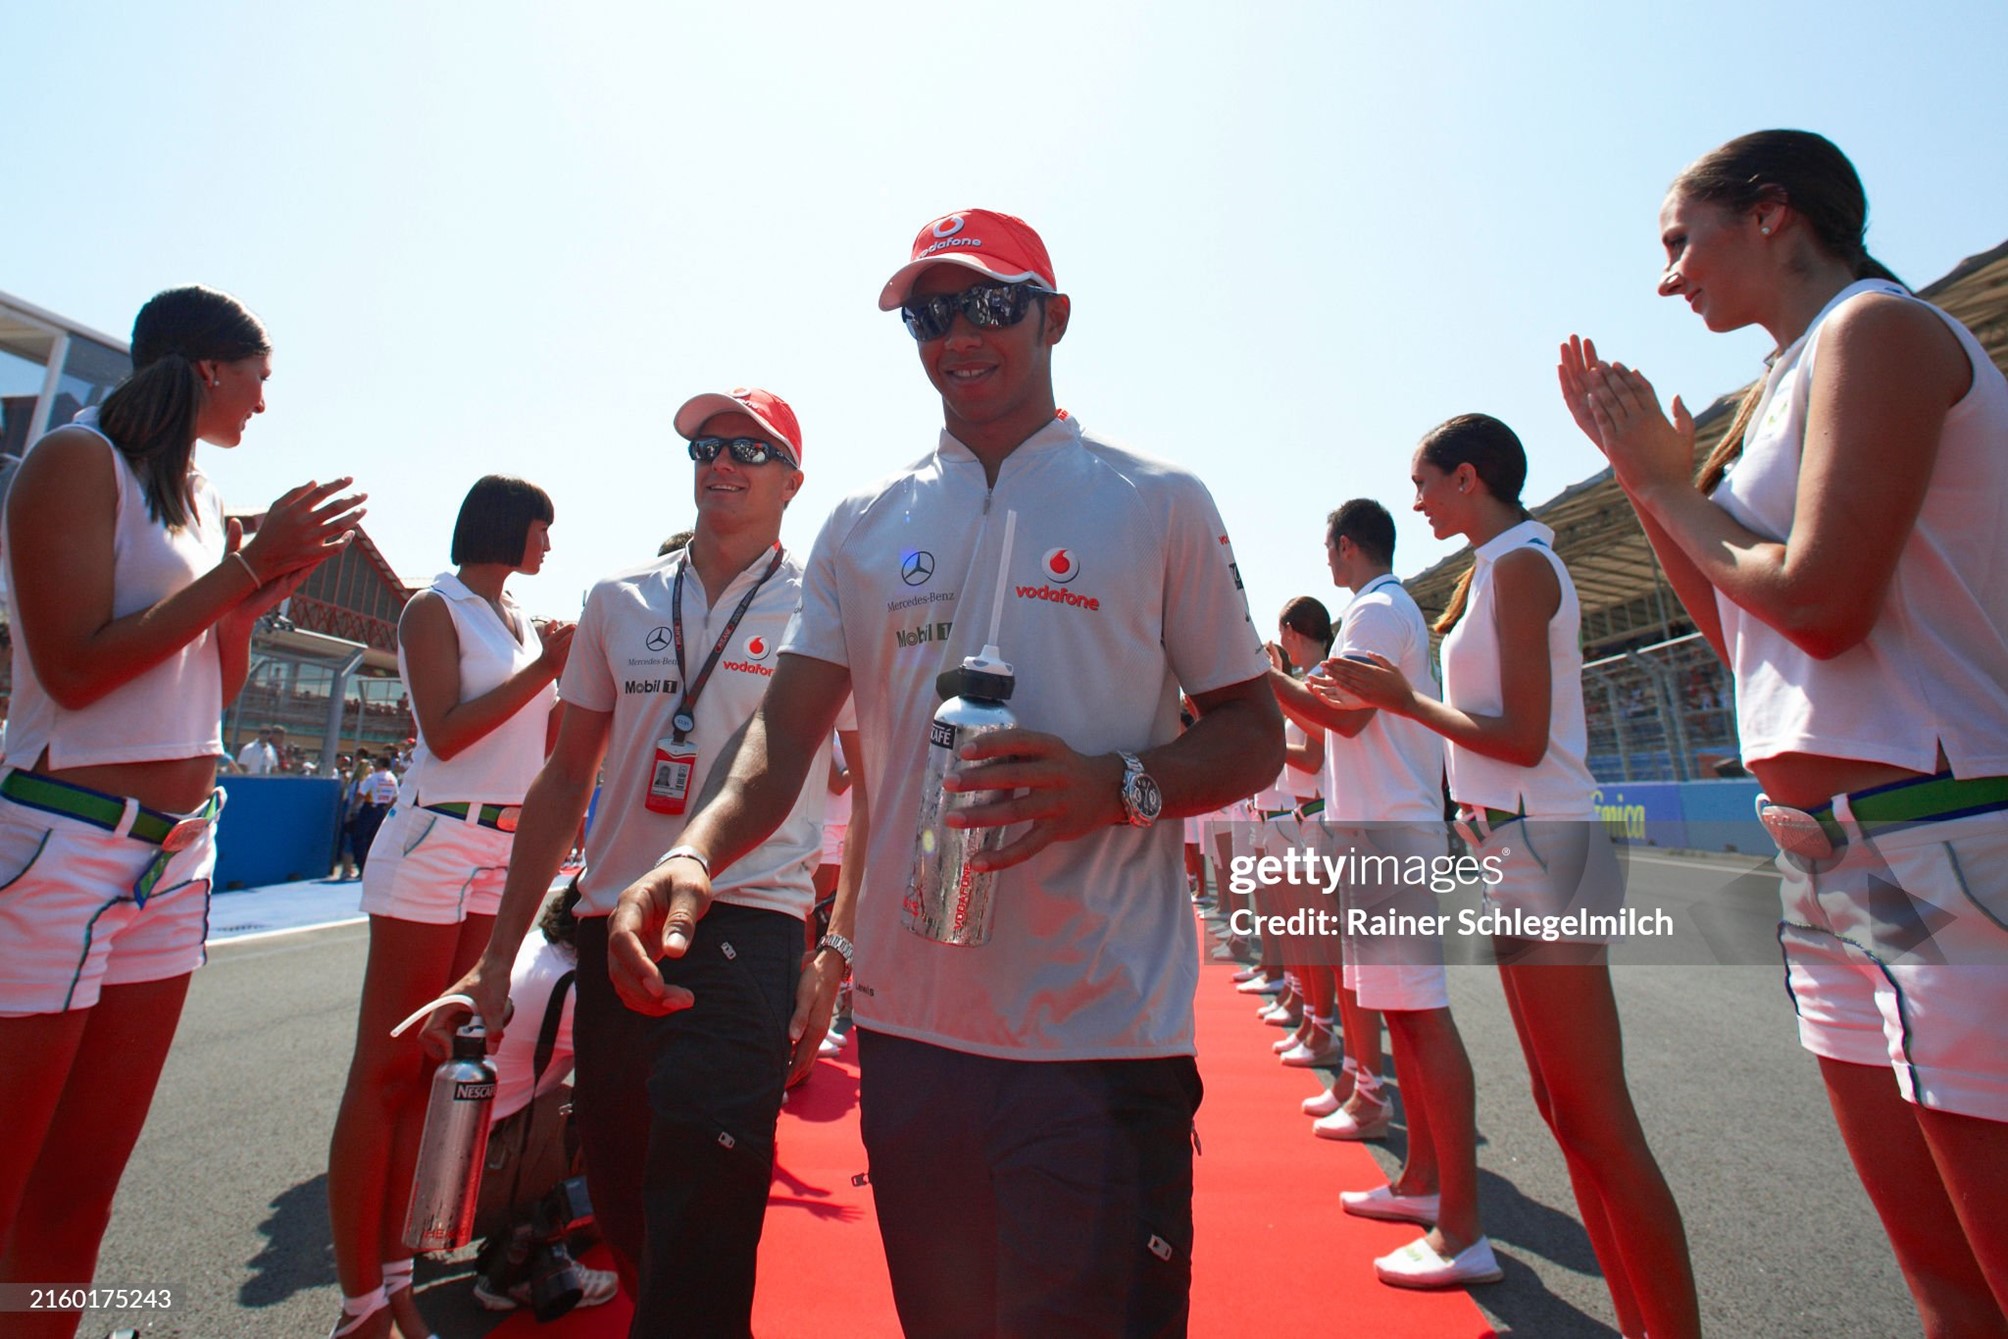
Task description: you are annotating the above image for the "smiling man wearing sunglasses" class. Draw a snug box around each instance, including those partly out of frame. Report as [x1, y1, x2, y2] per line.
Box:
[436, 385, 852, 1335]
[609, 210, 1285, 1334]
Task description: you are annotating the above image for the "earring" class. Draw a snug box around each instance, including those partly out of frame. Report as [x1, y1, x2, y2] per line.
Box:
[1760, 225, 1771, 235]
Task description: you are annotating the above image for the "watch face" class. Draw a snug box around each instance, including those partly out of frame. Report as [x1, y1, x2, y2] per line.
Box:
[1134, 773, 1164, 820]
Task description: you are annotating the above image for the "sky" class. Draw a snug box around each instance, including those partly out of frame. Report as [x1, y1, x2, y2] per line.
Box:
[8, 1, 2007, 637]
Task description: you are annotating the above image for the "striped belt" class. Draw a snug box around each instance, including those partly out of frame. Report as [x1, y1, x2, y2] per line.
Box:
[1452, 803, 1524, 849]
[0, 769, 222, 905]
[1296, 798, 1326, 819]
[1758, 772, 2008, 861]
[423, 801, 523, 833]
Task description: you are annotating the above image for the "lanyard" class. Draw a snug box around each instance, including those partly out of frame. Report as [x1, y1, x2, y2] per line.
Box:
[669, 545, 785, 742]
[1358, 574, 1401, 598]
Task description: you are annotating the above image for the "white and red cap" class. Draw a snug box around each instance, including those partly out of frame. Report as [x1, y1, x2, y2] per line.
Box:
[878, 209, 1058, 311]
[672, 386, 803, 465]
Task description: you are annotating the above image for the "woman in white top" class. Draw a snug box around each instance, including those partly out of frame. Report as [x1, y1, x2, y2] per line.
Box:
[1322, 415, 1697, 1335]
[326, 476, 573, 1339]
[0, 286, 362, 1333]
[1565, 129, 2008, 1335]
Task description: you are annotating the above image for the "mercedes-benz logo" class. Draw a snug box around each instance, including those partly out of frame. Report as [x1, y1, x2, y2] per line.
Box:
[901, 551, 936, 587]
[645, 627, 672, 652]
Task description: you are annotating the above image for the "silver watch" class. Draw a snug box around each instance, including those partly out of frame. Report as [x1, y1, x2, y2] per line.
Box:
[1116, 751, 1163, 828]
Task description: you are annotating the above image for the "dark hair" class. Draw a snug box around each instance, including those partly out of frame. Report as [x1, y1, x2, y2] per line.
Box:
[1417, 414, 1530, 634]
[537, 881, 582, 952]
[1278, 596, 1334, 654]
[1327, 498, 1396, 566]
[658, 528, 696, 558]
[96, 287, 269, 529]
[450, 475, 555, 566]
[1671, 131, 1905, 494]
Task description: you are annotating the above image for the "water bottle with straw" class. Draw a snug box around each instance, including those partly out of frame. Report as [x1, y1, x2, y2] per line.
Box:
[904, 510, 1023, 946]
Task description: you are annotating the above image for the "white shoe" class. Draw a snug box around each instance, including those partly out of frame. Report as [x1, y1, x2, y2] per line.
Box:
[1340, 1184, 1441, 1225]
[1280, 1040, 1342, 1068]
[1312, 1096, 1391, 1140]
[1302, 1088, 1342, 1118]
[1374, 1235, 1502, 1288]
[1236, 975, 1285, 995]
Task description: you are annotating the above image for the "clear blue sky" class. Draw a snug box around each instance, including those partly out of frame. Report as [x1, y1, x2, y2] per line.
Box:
[9, 1, 2006, 636]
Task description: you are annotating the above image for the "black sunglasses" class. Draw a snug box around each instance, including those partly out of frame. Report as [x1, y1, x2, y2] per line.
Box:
[687, 436, 797, 469]
[900, 281, 1053, 342]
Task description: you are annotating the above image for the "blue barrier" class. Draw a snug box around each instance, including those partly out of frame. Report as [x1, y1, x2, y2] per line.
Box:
[1677, 779, 1769, 856]
[1586, 778, 1768, 854]
[213, 776, 342, 890]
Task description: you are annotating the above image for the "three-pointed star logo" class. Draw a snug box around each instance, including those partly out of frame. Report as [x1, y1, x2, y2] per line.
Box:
[645, 627, 672, 652]
[902, 550, 936, 586]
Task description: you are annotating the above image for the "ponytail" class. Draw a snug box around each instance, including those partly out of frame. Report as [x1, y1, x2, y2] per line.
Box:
[97, 352, 205, 528]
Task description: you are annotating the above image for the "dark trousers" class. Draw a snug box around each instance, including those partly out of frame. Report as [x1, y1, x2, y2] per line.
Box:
[857, 1029, 1203, 1339]
[350, 803, 389, 873]
[572, 906, 801, 1339]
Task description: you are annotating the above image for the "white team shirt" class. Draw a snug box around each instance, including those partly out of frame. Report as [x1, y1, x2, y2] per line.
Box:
[1323, 576, 1444, 823]
[783, 413, 1267, 1060]
[560, 546, 828, 919]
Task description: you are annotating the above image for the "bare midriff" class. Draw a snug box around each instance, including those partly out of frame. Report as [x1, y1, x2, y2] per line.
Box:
[1748, 751, 1942, 813]
[31, 754, 223, 818]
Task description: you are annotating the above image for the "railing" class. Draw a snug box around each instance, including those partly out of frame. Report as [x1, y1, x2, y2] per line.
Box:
[1582, 632, 1739, 782]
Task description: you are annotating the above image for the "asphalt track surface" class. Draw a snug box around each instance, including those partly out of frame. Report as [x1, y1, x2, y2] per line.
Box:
[75, 849, 1921, 1337]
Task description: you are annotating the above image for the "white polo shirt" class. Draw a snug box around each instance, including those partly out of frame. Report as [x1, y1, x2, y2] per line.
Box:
[561, 547, 828, 919]
[1324, 576, 1444, 823]
[783, 413, 1267, 1061]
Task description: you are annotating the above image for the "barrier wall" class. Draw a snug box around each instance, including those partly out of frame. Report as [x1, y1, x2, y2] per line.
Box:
[1590, 778, 1769, 854]
[213, 776, 342, 890]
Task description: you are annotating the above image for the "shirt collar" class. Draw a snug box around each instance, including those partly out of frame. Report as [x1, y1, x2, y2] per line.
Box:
[1472, 518, 1553, 565]
[934, 411, 1082, 468]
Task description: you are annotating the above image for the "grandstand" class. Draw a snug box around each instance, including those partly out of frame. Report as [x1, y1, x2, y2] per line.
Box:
[1404, 239, 2008, 783]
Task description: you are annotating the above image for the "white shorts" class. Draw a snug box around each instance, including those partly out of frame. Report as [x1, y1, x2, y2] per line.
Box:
[359, 805, 514, 925]
[1328, 821, 1451, 1013]
[1469, 814, 1625, 943]
[1182, 815, 1200, 845]
[1775, 805, 2008, 1121]
[0, 790, 218, 1016]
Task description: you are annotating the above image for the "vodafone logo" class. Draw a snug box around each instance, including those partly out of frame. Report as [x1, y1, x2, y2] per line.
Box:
[1041, 547, 1080, 584]
[742, 634, 773, 662]
[932, 215, 966, 238]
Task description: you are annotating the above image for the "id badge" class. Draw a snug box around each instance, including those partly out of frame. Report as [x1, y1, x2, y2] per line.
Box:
[646, 737, 698, 815]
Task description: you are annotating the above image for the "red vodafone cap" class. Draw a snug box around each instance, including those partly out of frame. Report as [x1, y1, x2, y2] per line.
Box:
[672, 386, 803, 464]
[878, 209, 1058, 311]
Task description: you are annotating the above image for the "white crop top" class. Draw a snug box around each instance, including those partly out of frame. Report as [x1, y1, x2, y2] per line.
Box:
[395, 572, 552, 806]
[1439, 519, 1596, 817]
[1712, 280, 2008, 776]
[2, 417, 226, 768]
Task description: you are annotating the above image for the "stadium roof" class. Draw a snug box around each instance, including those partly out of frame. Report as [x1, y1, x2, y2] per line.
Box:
[1404, 238, 2008, 658]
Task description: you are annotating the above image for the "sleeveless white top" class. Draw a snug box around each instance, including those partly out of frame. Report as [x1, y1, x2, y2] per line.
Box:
[2, 416, 226, 768]
[1440, 519, 1596, 817]
[395, 572, 550, 806]
[1712, 280, 2008, 776]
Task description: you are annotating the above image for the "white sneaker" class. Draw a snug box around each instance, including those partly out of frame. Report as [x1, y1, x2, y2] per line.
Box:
[1374, 1236, 1502, 1288]
[1340, 1184, 1441, 1225]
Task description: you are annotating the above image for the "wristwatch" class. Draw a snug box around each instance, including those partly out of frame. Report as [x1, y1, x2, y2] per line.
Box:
[816, 932, 855, 979]
[1116, 751, 1163, 828]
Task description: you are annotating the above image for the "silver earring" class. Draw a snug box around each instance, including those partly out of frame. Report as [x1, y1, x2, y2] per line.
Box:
[1760, 225, 1771, 235]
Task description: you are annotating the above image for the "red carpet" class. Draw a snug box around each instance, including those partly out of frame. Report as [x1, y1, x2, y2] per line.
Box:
[499, 926, 1494, 1337]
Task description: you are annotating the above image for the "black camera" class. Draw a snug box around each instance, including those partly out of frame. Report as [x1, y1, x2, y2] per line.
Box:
[482, 1174, 596, 1321]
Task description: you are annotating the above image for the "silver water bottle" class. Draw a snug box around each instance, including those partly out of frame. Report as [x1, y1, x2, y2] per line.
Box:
[394, 997, 496, 1251]
[905, 648, 1018, 946]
